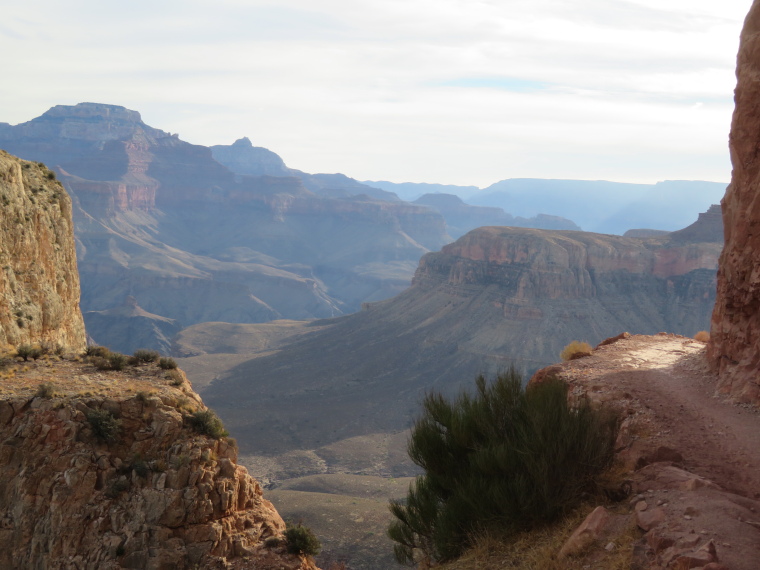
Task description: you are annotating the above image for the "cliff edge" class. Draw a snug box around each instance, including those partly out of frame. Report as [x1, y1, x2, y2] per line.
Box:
[0, 359, 315, 569]
[0, 151, 85, 351]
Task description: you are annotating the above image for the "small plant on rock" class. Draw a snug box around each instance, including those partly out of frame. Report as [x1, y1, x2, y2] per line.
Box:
[16, 344, 42, 361]
[92, 351, 128, 371]
[158, 357, 178, 370]
[105, 478, 129, 499]
[694, 330, 710, 342]
[35, 382, 55, 399]
[285, 523, 321, 556]
[560, 340, 593, 361]
[86, 408, 121, 443]
[189, 409, 229, 439]
[167, 369, 184, 386]
[85, 345, 111, 358]
[132, 349, 160, 364]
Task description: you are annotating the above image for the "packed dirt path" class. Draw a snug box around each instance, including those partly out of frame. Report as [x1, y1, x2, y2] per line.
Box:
[548, 333, 760, 569]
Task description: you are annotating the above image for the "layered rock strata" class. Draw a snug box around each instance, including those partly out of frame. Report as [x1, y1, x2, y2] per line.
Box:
[0, 151, 85, 351]
[709, 0, 760, 405]
[0, 362, 315, 570]
[203, 218, 721, 456]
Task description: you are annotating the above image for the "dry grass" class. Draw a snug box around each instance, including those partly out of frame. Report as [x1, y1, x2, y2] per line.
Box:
[436, 458, 638, 570]
[694, 330, 710, 342]
[560, 341, 593, 361]
[438, 505, 638, 570]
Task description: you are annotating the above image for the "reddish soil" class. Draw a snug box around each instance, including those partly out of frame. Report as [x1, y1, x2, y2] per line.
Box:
[549, 334, 760, 569]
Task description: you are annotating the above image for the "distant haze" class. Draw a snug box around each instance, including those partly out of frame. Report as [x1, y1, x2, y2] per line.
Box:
[1, 0, 745, 186]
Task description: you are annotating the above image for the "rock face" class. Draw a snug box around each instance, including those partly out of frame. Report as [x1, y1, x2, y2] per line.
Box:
[709, 1, 760, 405]
[0, 362, 315, 570]
[202, 215, 721, 455]
[0, 103, 450, 352]
[0, 151, 85, 351]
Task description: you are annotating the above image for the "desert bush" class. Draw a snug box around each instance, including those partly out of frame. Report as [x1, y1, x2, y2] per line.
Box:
[16, 344, 42, 361]
[105, 478, 129, 499]
[86, 409, 121, 442]
[167, 369, 184, 386]
[188, 409, 229, 439]
[35, 382, 55, 399]
[387, 370, 619, 565]
[129, 454, 150, 478]
[132, 349, 160, 363]
[560, 340, 593, 361]
[92, 351, 128, 371]
[285, 523, 321, 556]
[694, 330, 710, 342]
[158, 357, 178, 370]
[85, 345, 111, 358]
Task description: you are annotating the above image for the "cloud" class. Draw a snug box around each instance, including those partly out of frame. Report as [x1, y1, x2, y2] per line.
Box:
[0, 0, 747, 185]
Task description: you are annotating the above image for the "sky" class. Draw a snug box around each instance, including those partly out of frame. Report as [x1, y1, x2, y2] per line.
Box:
[0, 0, 751, 187]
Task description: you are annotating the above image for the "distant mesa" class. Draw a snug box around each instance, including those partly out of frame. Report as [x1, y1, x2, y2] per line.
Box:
[202, 207, 721, 456]
[413, 192, 580, 239]
[0, 102, 449, 352]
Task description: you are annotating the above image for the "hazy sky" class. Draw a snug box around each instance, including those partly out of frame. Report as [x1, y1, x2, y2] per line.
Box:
[1, 0, 750, 187]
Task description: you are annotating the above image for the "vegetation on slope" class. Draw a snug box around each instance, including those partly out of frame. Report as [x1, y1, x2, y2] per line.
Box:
[388, 370, 619, 566]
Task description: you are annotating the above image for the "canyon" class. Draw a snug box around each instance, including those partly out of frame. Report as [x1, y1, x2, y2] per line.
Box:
[194, 207, 721, 459]
[0, 103, 450, 354]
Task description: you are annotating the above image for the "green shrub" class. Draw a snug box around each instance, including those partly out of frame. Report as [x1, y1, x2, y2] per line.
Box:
[284, 523, 321, 556]
[132, 349, 160, 363]
[387, 370, 618, 565]
[35, 382, 55, 399]
[189, 409, 229, 439]
[106, 478, 129, 499]
[158, 357, 178, 370]
[92, 351, 128, 371]
[85, 345, 111, 358]
[86, 409, 122, 443]
[560, 340, 593, 361]
[16, 344, 42, 361]
[129, 455, 150, 478]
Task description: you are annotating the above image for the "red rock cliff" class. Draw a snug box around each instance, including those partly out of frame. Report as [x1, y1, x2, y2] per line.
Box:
[708, 0, 760, 404]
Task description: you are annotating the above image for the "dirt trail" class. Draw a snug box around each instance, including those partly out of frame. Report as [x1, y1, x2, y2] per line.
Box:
[553, 334, 760, 569]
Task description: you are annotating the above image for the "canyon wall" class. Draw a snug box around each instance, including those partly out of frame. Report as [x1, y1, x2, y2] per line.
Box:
[203, 217, 721, 455]
[709, 0, 760, 404]
[0, 103, 450, 353]
[0, 151, 85, 351]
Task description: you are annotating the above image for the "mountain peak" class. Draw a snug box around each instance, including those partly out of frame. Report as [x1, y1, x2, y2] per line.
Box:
[232, 136, 253, 147]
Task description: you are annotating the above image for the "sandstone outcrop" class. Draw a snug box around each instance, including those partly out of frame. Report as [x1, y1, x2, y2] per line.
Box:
[0, 151, 85, 351]
[0, 358, 316, 570]
[709, 0, 760, 405]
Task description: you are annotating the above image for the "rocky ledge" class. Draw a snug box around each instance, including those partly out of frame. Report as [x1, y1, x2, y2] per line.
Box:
[530, 334, 760, 570]
[0, 351, 317, 570]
